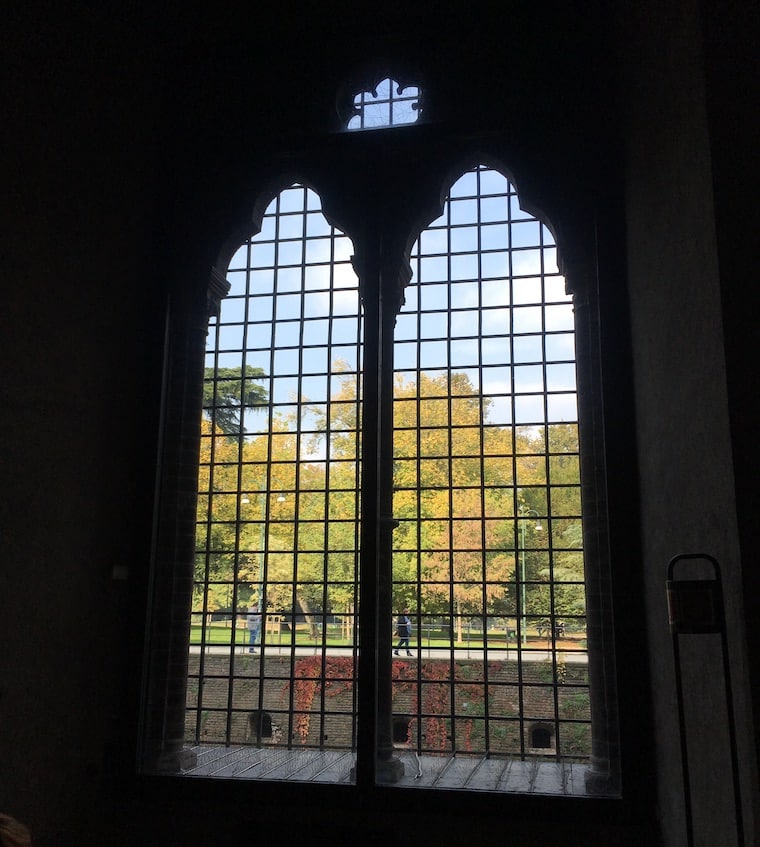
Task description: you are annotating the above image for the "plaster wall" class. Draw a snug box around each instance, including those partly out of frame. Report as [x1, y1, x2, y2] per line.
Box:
[621, 1, 755, 844]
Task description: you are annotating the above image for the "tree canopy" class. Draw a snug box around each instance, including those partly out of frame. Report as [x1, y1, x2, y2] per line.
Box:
[203, 365, 268, 435]
[193, 365, 585, 637]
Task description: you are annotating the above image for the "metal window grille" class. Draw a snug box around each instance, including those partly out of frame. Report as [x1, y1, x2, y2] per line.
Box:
[347, 77, 421, 130]
[391, 165, 590, 768]
[187, 184, 362, 775]
[182, 169, 599, 794]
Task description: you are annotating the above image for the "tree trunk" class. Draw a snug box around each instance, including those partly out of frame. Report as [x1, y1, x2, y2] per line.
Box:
[297, 595, 320, 639]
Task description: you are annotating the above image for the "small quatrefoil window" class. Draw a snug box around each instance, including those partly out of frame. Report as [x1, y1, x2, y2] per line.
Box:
[347, 78, 421, 131]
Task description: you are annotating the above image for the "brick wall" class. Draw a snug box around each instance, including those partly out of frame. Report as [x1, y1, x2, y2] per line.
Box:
[186, 655, 590, 758]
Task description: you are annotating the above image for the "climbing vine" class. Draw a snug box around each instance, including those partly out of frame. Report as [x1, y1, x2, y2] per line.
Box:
[284, 656, 355, 743]
[285, 656, 529, 753]
[391, 660, 491, 753]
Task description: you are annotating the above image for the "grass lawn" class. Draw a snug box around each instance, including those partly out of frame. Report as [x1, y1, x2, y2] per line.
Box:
[189, 624, 352, 647]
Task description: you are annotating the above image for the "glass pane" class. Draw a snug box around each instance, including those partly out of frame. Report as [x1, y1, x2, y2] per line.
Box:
[188, 184, 361, 784]
[347, 78, 421, 131]
[390, 165, 592, 793]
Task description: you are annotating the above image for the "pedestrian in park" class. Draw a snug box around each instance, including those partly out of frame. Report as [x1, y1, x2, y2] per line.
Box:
[247, 605, 262, 653]
[394, 608, 413, 656]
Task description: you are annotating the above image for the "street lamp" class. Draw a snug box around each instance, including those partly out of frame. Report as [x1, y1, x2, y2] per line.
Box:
[518, 506, 543, 646]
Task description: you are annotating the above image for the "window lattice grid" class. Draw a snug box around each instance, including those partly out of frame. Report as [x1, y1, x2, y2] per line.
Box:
[347, 77, 421, 130]
[391, 165, 589, 766]
[189, 184, 362, 765]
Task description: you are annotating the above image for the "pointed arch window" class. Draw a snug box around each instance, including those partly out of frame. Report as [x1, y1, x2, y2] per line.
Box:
[189, 184, 363, 759]
[390, 165, 592, 772]
[142, 150, 619, 800]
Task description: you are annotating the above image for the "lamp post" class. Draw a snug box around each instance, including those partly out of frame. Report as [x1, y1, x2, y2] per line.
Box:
[518, 506, 542, 646]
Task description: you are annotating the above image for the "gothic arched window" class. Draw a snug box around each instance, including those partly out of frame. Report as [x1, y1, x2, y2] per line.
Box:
[141, 82, 619, 803]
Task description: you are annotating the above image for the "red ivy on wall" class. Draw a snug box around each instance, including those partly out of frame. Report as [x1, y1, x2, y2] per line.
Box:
[285, 656, 491, 751]
[285, 656, 355, 742]
[392, 660, 489, 753]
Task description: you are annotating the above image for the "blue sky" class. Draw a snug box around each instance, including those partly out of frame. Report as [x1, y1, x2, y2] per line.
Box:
[209, 168, 577, 443]
[347, 77, 420, 130]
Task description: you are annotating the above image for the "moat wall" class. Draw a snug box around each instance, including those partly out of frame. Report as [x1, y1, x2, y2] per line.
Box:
[186, 654, 591, 758]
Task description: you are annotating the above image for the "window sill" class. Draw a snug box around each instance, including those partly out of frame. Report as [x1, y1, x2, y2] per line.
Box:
[181, 745, 604, 797]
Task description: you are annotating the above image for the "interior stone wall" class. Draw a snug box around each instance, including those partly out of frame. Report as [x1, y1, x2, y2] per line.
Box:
[620, 1, 756, 844]
[2, 2, 756, 846]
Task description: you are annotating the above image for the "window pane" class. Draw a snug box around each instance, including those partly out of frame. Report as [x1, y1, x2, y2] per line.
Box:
[391, 165, 590, 789]
[189, 185, 361, 783]
[347, 77, 421, 131]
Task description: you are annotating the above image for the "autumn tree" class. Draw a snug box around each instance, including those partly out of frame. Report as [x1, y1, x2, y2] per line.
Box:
[195, 361, 586, 644]
[392, 372, 517, 635]
[506, 423, 586, 631]
[194, 418, 246, 617]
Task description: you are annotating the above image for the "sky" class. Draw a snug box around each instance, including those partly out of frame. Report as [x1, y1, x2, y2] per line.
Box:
[347, 77, 420, 130]
[208, 162, 578, 444]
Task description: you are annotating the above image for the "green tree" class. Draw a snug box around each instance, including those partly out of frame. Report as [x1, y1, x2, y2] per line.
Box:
[516, 424, 586, 630]
[203, 365, 268, 435]
[194, 418, 244, 617]
[391, 372, 515, 632]
[234, 406, 356, 637]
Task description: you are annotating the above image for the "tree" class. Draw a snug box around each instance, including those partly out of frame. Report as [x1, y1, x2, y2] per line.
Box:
[514, 424, 586, 630]
[203, 365, 268, 435]
[195, 361, 588, 644]
[391, 371, 515, 633]
[194, 418, 244, 618]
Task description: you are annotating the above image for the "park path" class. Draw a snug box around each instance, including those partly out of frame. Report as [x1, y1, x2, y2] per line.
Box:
[189, 643, 588, 663]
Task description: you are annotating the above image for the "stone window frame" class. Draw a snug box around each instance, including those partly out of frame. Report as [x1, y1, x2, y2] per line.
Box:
[140, 92, 623, 800]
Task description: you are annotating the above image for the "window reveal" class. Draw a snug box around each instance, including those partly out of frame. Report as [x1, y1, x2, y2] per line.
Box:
[159, 165, 618, 795]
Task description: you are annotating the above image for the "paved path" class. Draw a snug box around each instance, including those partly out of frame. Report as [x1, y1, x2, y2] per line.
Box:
[189, 644, 588, 663]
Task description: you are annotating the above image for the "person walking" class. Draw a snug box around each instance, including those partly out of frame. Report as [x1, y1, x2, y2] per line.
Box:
[394, 608, 413, 656]
[247, 605, 262, 652]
